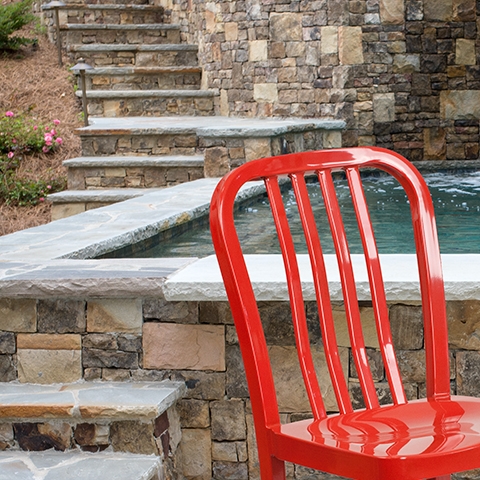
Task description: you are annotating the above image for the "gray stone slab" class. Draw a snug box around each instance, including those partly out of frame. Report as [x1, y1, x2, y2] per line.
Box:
[69, 44, 198, 52]
[0, 178, 221, 261]
[78, 90, 213, 99]
[63, 155, 204, 168]
[87, 66, 202, 75]
[0, 258, 195, 298]
[0, 381, 186, 421]
[0, 452, 162, 480]
[164, 253, 480, 302]
[48, 189, 162, 204]
[44, 4, 166, 11]
[79, 115, 346, 137]
[63, 23, 177, 30]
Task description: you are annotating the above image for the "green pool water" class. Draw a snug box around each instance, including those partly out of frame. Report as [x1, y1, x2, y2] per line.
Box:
[120, 171, 480, 258]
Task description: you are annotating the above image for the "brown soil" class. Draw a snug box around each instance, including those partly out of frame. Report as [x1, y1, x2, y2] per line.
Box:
[0, 20, 82, 235]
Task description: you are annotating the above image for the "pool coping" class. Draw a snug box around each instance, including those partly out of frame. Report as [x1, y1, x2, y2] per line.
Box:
[0, 169, 478, 301]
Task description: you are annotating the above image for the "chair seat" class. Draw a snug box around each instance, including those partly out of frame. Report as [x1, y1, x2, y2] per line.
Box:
[273, 396, 480, 479]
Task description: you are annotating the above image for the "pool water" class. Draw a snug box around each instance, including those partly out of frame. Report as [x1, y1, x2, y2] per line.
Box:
[132, 171, 480, 257]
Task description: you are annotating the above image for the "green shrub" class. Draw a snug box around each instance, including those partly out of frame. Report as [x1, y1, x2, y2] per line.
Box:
[0, 111, 63, 158]
[0, 110, 66, 206]
[0, 0, 36, 52]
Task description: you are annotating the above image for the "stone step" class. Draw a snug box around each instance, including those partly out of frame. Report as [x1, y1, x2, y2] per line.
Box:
[77, 89, 215, 117]
[68, 43, 198, 67]
[76, 116, 345, 160]
[0, 451, 163, 480]
[55, 4, 166, 25]
[84, 66, 202, 91]
[63, 155, 204, 189]
[0, 381, 184, 456]
[63, 23, 180, 45]
[48, 188, 163, 219]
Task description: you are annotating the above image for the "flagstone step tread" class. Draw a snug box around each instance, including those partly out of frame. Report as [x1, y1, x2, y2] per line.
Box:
[48, 188, 163, 203]
[61, 23, 179, 30]
[76, 116, 347, 137]
[86, 66, 202, 75]
[68, 43, 198, 52]
[43, 3, 164, 11]
[0, 451, 162, 480]
[64, 155, 204, 167]
[0, 381, 185, 421]
[76, 89, 214, 98]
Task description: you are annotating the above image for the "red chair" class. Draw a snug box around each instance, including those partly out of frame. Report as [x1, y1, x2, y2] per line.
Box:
[209, 147, 480, 480]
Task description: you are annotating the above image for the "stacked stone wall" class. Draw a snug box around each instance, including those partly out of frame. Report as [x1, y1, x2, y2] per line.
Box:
[164, 0, 480, 163]
[2, 296, 480, 478]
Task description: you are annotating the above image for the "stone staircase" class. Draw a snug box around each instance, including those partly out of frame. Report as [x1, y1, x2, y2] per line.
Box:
[42, 0, 216, 219]
[0, 381, 185, 479]
[43, 0, 345, 220]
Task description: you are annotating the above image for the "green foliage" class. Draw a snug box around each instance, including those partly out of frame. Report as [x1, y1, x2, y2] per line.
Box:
[0, 111, 66, 206]
[0, 111, 63, 157]
[0, 174, 65, 207]
[0, 0, 36, 52]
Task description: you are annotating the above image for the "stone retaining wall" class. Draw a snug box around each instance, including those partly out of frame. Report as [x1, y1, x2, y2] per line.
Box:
[1, 296, 480, 479]
[164, 0, 480, 163]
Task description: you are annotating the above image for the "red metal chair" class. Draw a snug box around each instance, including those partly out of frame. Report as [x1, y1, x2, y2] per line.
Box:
[209, 147, 480, 480]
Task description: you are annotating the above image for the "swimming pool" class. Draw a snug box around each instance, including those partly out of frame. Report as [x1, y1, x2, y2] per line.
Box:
[107, 170, 480, 258]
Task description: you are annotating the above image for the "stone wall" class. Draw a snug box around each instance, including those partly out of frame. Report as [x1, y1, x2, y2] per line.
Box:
[2, 296, 480, 479]
[162, 0, 480, 163]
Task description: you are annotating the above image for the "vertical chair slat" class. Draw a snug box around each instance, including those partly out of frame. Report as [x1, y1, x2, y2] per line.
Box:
[265, 176, 326, 420]
[290, 173, 353, 415]
[317, 169, 379, 410]
[346, 167, 407, 405]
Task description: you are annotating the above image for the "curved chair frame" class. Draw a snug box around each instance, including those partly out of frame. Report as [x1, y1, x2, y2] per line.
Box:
[210, 147, 480, 480]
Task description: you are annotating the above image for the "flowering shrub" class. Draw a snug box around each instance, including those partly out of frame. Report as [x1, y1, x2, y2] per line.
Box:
[2, 177, 65, 207]
[0, 111, 65, 206]
[0, 111, 63, 161]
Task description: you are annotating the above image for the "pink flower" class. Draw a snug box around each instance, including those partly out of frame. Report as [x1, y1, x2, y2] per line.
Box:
[47, 185, 52, 189]
[7, 152, 14, 159]
[12, 139, 16, 144]
[53, 119, 60, 125]
[39, 197, 45, 202]
[5, 111, 14, 117]
[33, 125, 38, 131]
[44, 134, 53, 143]
[55, 137, 63, 145]
[42, 146, 50, 153]
[50, 129, 56, 135]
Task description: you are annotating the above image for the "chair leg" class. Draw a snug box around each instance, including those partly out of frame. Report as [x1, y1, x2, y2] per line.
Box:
[258, 453, 286, 479]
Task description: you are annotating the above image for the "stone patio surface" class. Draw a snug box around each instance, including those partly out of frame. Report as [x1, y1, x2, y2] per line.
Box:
[0, 451, 161, 480]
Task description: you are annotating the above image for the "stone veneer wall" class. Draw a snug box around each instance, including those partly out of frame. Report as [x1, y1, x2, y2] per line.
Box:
[161, 0, 480, 163]
[1, 296, 480, 479]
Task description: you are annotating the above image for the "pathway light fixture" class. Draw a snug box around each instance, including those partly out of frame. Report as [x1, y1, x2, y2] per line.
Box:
[71, 59, 94, 127]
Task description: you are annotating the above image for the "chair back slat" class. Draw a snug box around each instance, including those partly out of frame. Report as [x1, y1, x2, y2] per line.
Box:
[265, 176, 327, 420]
[317, 169, 379, 409]
[345, 167, 407, 405]
[290, 172, 353, 415]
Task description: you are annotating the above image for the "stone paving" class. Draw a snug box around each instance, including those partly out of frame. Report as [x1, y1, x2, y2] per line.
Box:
[0, 451, 162, 480]
[0, 381, 185, 421]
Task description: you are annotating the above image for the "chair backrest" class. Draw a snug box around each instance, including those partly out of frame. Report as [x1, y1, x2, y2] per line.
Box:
[210, 147, 450, 428]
